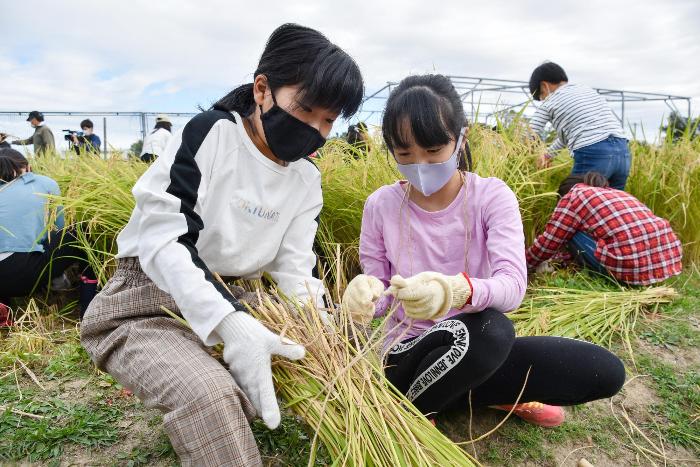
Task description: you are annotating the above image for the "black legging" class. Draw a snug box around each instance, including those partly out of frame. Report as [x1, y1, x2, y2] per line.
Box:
[385, 309, 625, 415]
[0, 229, 95, 313]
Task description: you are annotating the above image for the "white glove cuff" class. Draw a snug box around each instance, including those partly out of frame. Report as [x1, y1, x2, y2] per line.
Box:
[448, 273, 472, 310]
[216, 311, 260, 345]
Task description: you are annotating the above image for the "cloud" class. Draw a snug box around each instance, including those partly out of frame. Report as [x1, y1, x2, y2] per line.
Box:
[1, 0, 698, 147]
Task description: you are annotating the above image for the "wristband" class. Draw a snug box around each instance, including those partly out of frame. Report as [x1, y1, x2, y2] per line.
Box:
[461, 272, 473, 306]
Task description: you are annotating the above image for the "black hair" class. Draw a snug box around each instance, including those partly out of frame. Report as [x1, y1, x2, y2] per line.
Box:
[584, 171, 609, 188]
[212, 23, 364, 119]
[153, 121, 172, 132]
[0, 148, 29, 183]
[529, 62, 568, 101]
[382, 74, 471, 171]
[80, 119, 94, 129]
[347, 122, 368, 145]
[557, 171, 609, 197]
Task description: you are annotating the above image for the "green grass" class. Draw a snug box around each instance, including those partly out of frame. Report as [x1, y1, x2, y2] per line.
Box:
[251, 416, 331, 466]
[639, 273, 700, 349]
[0, 381, 123, 462]
[637, 356, 700, 452]
[114, 426, 177, 467]
[44, 340, 95, 380]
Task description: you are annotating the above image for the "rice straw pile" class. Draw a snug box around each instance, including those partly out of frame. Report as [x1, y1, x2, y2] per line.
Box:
[165, 287, 478, 467]
[510, 285, 678, 350]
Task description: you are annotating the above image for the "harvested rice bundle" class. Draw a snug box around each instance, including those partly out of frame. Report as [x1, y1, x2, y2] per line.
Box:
[164, 290, 478, 467]
[510, 285, 678, 347]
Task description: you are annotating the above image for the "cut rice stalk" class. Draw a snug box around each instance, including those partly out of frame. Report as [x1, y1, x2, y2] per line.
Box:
[510, 286, 678, 348]
[162, 295, 478, 467]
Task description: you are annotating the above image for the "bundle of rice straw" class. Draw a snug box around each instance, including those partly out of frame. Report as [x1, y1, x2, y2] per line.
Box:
[165, 287, 477, 467]
[510, 285, 678, 351]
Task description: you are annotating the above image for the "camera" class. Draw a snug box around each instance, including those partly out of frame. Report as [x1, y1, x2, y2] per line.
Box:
[63, 129, 85, 142]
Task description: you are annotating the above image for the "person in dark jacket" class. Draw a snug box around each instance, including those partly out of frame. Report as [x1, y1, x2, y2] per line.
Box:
[12, 111, 56, 156]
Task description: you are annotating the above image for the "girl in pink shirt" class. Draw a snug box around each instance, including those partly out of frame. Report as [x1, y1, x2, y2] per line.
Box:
[342, 74, 625, 427]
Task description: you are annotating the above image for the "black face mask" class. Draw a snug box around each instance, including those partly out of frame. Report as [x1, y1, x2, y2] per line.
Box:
[259, 94, 327, 163]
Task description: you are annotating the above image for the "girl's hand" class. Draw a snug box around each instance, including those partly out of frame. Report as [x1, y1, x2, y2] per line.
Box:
[217, 312, 305, 429]
[341, 274, 385, 325]
[385, 272, 471, 320]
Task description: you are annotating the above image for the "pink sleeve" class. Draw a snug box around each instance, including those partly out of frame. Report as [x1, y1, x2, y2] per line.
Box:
[359, 193, 393, 317]
[465, 181, 527, 313]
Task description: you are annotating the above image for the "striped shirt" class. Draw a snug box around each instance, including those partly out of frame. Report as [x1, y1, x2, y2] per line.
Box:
[530, 83, 626, 153]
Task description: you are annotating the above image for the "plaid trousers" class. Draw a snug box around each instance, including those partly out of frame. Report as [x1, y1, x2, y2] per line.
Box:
[81, 257, 262, 466]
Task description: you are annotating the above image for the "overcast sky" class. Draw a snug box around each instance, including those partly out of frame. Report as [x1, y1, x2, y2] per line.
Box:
[1, 0, 698, 149]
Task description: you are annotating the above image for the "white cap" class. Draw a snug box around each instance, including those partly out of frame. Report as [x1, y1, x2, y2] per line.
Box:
[155, 114, 171, 124]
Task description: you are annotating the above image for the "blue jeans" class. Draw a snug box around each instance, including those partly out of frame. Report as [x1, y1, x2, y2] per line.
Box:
[566, 231, 609, 276]
[572, 136, 631, 190]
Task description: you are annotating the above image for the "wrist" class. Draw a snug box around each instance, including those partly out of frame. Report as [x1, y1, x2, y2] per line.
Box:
[449, 273, 472, 309]
[216, 311, 258, 345]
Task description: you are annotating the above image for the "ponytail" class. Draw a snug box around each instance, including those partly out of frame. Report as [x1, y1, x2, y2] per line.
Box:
[212, 83, 256, 117]
[583, 171, 609, 188]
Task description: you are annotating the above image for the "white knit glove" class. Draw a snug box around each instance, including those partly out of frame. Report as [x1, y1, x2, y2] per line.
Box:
[216, 312, 305, 429]
[341, 274, 385, 325]
[385, 272, 471, 320]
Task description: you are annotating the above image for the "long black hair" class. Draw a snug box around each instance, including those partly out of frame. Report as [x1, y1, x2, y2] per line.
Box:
[0, 148, 29, 183]
[213, 23, 364, 119]
[153, 121, 172, 133]
[382, 74, 472, 171]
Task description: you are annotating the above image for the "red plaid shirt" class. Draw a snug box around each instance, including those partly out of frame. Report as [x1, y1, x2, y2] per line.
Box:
[526, 184, 682, 285]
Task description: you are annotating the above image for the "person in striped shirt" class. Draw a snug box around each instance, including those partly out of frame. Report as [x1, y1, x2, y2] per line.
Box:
[526, 172, 683, 285]
[528, 62, 631, 191]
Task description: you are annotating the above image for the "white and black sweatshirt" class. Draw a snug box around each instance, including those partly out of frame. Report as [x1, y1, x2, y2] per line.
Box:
[116, 110, 325, 345]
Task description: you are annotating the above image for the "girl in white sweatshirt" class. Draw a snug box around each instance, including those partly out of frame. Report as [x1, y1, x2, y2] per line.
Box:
[81, 23, 363, 466]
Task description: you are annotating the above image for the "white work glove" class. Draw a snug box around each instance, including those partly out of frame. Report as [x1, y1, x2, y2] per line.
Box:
[341, 274, 385, 325]
[216, 311, 305, 429]
[385, 272, 471, 320]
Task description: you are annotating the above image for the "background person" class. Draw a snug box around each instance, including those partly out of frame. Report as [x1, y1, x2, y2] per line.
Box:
[12, 111, 56, 156]
[140, 114, 173, 162]
[0, 133, 11, 149]
[0, 149, 97, 316]
[528, 62, 631, 191]
[526, 171, 683, 285]
[71, 119, 102, 155]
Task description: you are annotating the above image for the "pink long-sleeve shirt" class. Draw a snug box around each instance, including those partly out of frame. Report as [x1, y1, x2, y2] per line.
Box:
[359, 173, 527, 348]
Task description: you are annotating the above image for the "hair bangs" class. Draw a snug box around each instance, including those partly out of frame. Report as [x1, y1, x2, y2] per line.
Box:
[296, 47, 364, 119]
[383, 86, 454, 151]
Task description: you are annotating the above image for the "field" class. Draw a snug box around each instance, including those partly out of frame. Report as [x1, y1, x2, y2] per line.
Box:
[1, 123, 699, 466]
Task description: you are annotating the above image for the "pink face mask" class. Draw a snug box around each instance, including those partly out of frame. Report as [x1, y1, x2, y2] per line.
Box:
[396, 129, 466, 196]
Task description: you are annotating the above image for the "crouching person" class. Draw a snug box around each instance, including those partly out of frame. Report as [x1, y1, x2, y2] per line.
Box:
[342, 75, 625, 429]
[0, 148, 96, 315]
[527, 171, 683, 285]
[80, 24, 363, 466]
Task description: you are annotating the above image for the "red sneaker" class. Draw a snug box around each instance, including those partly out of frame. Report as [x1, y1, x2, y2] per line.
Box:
[493, 402, 565, 427]
[0, 303, 12, 327]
